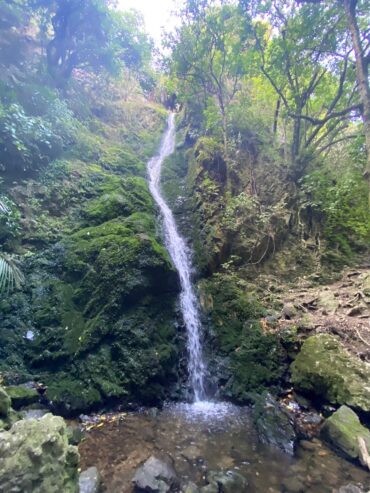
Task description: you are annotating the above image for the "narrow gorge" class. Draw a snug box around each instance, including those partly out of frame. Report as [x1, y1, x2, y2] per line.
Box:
[0, 1, 369, 493]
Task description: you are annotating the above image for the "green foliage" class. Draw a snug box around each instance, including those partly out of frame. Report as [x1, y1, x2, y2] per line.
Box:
[0, 99, 76, 173]
[0, 196, 21, 247]
[0, 255, 24, 294]
[302, 166, 370, 255]
[32, 0, 153, 87]
[202, 273, 286, 400]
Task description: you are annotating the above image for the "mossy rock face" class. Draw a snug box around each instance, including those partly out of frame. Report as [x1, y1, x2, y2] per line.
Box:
[18, 212, 181, 414]
[1, 213, 180, 414]
[83, 176, 153, 225]
[5, 385, 39, 409]
[0, 387, 11, 417]
[200, 274, 286, 401]
[0, 96, 175, 414]
[291, 334, 370, 412]
[0, 414, 79, 493]
[321, 405, 370, 461]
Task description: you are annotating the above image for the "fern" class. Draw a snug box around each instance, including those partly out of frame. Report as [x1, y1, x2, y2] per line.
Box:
[0, 200, 23, 293]
[0, 199, 9, 214]
[0, 254, 24, 293]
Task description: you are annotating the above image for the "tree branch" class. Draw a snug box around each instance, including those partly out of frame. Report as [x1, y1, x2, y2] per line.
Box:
[289, 104, 362, 124]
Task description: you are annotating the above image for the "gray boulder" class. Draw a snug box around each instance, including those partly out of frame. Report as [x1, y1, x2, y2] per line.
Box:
[337, 485, 365, 493]
[321, 405, 370, 462]
[0, 413, 79, 493]
[253, 392, 296, 455]
[79, 466, 102, 493]
[133, 455, 178, 493]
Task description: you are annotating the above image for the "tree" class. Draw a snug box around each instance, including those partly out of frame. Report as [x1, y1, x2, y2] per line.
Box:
[168, 3, 254, 157]
[299, 0, 370, 205]
[32, 0, 152, 88]
[243, 1, 361, 180]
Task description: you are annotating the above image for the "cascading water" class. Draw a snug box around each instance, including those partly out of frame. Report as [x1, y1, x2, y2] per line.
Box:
[148, 113, 206, 402]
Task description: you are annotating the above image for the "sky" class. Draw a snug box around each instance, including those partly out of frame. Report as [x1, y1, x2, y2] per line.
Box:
[116, 0, 178, 47]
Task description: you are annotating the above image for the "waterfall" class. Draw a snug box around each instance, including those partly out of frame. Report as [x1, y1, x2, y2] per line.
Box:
[148, 113, 206, 402]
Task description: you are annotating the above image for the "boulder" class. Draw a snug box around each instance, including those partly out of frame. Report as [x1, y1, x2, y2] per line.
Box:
[0, 387, 11, 417]
[200, 484, 219, 493]
[253, 392, 296, 455]
[206, 470, 248, 493]
[337, 485, 365, 493]
[0, 413, 79, 493]
[291, 334, 370, 412]
[79, 466, 102, 493]
[5, 385, 39, 409]
[321, 405, 370, 462]
[132, 455, 178, 493]
[22, 408, 48, 420]
[66, 425, 84, 445]
[182, 482, 200, 493]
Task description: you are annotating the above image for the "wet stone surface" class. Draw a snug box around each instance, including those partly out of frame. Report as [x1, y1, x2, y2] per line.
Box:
[78, 402, 370, 493]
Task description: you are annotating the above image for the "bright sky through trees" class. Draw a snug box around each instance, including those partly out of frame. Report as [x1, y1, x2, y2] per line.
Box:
[116, 0, 176, 46]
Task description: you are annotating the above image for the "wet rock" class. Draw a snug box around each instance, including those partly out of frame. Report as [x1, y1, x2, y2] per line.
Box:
[200, 484, 219, 493]
[181, 445, 202, 461]
[282, 475, 306, 493]
[182, 482, 200, 493]
[67, 425, 84, 445]
[321, 405, 370, 462]
[207, 470, 248, 493]
[132, 455, 178, 493]
[299, 439, 317, 451]
[21, 408, 48, 420]
[79, 466, 102, 493]
[0, 387, 11, 417]
[253, 392, 297, 455]
[294, 409, 323, 439]
[0, 413, 79, 493]
[291, 334, 370, 412]
[337, 484, 365, 493]
[301, 412, 322, 425]
[5, 384, 39, 409]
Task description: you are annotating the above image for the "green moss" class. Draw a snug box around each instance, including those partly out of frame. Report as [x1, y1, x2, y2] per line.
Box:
[321, 405, 370, 461]
[46, 377, 103, 415]
[5, 385, 39, 409]
[99, 146, 145, 175]
[201, 273, 286, 401]
[291, 334, 370, 411]
[83, 176, 154, 225]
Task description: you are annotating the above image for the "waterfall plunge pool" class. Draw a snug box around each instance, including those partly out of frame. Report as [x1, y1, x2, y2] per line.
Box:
[78, 402, 370, 492]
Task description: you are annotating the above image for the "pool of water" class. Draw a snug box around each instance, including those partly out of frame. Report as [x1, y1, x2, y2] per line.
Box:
[78, 401, 370, 493]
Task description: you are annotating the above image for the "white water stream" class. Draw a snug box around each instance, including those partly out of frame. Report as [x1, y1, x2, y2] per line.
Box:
[147, 113, 206, 401]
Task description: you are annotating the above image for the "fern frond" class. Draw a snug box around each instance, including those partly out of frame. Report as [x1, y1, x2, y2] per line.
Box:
[0, 199, 9, 214]
[0, 254, 24, 293]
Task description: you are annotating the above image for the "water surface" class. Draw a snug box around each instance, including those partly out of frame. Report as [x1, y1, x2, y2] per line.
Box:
[79, 403, 370, 493]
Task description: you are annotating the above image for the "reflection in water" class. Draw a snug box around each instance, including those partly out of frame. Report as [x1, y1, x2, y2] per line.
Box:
[79, 403, 370, 493]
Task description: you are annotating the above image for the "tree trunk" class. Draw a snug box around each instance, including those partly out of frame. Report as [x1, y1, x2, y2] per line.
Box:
[343, 0, 370, 206]
[273, 97, 281, 137]
[292, 102, 303, 177]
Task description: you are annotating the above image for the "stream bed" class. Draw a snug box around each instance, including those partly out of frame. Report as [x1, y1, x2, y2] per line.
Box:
[78, 402, 370, 493]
